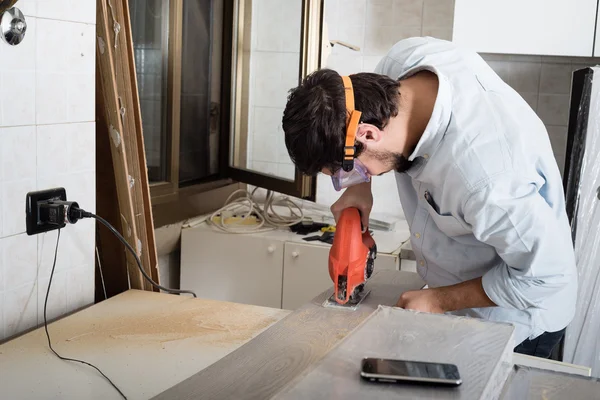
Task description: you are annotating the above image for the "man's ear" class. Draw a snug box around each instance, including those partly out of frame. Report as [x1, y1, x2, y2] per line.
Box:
[356, 124, 383, 144]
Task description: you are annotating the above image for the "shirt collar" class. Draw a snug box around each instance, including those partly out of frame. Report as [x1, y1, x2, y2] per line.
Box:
[399, 66, 453, 162]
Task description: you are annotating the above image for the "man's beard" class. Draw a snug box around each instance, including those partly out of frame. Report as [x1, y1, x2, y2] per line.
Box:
[369, 150, 414, 173]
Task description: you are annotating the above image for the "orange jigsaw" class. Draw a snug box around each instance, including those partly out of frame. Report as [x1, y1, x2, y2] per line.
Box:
[328, 207, 377, 305]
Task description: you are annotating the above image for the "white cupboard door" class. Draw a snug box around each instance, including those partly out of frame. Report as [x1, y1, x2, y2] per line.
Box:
[453, 0, 599, 57]
[180, 229, 284, 309]
[377, 253, 400, 271]
[282, 242, 333, 310]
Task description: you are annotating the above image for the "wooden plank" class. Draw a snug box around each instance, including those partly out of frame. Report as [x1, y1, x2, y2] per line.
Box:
[275, 306, 515, 399]
[95, 72, 129, 299]
[95, 0, 159, 291]
[152, 270, 426, 400]
[96, 0, 144, 289]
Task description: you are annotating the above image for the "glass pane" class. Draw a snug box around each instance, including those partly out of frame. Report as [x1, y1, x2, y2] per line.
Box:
[129, 0, 170, 183]
[179, 0, 214, 184]
[230, 0, 302, 181]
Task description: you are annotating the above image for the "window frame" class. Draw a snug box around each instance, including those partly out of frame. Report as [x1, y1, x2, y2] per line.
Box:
[144, 0, 324, 214]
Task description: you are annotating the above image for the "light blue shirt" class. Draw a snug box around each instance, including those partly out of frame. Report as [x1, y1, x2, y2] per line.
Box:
[375, 37, 578, 344]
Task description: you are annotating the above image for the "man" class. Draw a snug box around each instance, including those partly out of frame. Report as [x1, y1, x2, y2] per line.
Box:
[282, 37, 578, 359]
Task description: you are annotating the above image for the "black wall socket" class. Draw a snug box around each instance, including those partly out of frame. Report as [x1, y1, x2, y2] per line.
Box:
[26, 188, 67, 235]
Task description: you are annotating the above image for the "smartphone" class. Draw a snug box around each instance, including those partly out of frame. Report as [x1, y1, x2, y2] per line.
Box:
[360, 357, 462, 386]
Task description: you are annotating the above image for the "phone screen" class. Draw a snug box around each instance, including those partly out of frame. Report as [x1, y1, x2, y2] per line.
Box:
[361, 358, 461, 385]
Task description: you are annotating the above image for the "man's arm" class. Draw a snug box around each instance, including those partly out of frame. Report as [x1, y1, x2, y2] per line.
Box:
[397, 277, 496, 313]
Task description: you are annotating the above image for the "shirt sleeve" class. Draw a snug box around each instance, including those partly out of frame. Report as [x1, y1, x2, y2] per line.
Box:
[462, 172, 577, 311]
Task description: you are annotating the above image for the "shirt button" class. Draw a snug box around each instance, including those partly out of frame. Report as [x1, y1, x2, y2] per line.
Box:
[423, 154, 429, 159]
[414, 232, 421, 239]
[419, 260, 425, 266]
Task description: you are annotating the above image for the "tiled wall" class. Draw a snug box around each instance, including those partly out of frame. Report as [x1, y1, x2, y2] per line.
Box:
[247, 0, 301, 180]
[0, 0, 96, 341]
[318, 0, 600, 218]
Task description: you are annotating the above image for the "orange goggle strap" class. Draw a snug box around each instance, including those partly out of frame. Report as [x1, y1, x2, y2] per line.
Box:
[341, 76, 361, 171]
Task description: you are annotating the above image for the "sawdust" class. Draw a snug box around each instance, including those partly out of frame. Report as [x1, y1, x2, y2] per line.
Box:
[58, 300, 282, 349]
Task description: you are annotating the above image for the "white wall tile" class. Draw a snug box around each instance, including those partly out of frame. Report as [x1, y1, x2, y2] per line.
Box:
[252, 161, 278, 176]
[36, 19, 95, 124]
[36, 72, 67, 124]
[0, 239, 5, 291]
[326, 54, 363, 76]
[422, 0, 454, 30]
[332, 25, 365, 56]
[252, 134, 278, 162]
[393, 0, 424, 28]
[0, 18, 37, 71]
[362, 56, 382, 72]
[339, 0, 366, 26]
[66, 263, 94, 313]
[35, 0, 96, 24]
[0, 71, 36, 127]
[36, 124, 69, 177]
[277, 163, 295, 180]
[37, 230, 70, 280]
[1, 233, 37, 291]
[1, 179, 36, 237]
[546, 125, 568, 160]
[421, 27, 452, 41]
[364, 25, 421, 56]
[14, 0, 37, 17]
[540, 63, 573, 95]
[367, 0, 395, 28]
[68, 122, 96, 172]
[537, 94, 570, 126]
[0, 291, 5, 340]
[4, 282, 38, 338]
[65, 220, 95, 270]
[37, 270, 67, 323]
[510, 62, 541, 93]
[67, 73, 95, 122]
[519, 92, 538, 112]
[36, 18, 69, 73]
[0, 126, 36, 183]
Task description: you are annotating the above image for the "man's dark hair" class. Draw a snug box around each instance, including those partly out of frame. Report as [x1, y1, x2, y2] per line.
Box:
[282, 68, 401, 176]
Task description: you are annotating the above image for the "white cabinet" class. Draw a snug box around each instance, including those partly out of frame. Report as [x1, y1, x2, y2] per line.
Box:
[453, 0, 599, 57]
[180, 223, 411, 310]
[180, 227, 285, 309]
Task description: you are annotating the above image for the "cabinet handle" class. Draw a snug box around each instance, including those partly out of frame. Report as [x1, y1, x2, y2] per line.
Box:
[267, 245, 276, 253]
[291, 251, 300, 258]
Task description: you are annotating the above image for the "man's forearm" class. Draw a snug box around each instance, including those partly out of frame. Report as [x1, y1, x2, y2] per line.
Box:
[436, 277, 497, 312]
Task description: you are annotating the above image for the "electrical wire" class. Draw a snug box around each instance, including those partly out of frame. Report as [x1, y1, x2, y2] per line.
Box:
[89, 213, 197, 298]
[44, 229, 128, 400]
[207, 188, 305, 233]
[95, 224, 108, 300]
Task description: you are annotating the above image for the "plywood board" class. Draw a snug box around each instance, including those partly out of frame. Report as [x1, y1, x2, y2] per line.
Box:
[0, 290, 289, 400]
[152, 270, 426, 400]
[275, 306, 515, 399]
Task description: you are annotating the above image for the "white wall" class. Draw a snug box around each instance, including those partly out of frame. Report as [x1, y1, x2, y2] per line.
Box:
[0, 0, 96, 341]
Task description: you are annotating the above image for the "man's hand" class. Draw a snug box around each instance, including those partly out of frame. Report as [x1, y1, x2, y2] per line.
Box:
[396, 277, 497, 313]
[396, 289, 445, 313]
[330, 181, 373, 229]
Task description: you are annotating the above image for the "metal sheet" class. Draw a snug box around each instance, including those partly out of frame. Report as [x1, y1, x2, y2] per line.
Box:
[499, 365, 600, 399]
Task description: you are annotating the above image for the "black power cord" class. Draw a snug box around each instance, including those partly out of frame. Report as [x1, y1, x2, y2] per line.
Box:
[44, 229, 128, 399]
[41, 203, 198, 399]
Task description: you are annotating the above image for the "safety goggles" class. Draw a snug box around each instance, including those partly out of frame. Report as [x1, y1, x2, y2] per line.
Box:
[331, 75, 371, 191]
